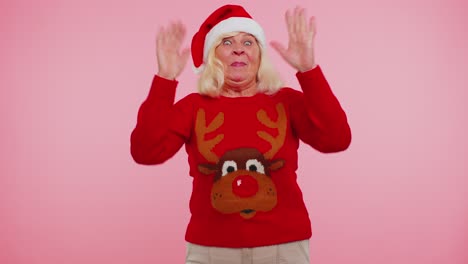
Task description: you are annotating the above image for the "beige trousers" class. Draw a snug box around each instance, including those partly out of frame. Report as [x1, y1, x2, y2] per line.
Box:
[185, 240, 310, 264]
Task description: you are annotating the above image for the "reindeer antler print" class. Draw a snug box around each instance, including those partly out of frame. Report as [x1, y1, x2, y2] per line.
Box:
[257, 103, 287, 160]
[195, 109, 224, 163]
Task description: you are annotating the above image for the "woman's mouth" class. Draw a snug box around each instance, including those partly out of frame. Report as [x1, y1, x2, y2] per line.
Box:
[231, 62, 247, 67]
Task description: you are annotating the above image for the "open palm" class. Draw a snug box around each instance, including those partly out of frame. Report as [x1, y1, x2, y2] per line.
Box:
[156, 21, 190, 80]
[271, 7, 317, 72]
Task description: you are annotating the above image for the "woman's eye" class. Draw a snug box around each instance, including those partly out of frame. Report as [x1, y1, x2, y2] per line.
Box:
[244, 41, 252, 46]
[223, 40, 232, 45]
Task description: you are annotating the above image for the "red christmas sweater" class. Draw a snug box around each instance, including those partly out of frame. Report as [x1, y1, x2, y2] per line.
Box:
[131, 66, 351, 248]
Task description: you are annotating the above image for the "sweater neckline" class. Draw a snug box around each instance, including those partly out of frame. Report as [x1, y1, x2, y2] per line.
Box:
[217, 91, 273, 102]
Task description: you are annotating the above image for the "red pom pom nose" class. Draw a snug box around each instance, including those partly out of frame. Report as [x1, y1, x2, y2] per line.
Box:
[232, 175, 259, 198]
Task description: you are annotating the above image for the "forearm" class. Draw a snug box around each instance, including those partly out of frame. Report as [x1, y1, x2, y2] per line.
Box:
[296, 66, 351, 152]
[130, 75, 183, 164]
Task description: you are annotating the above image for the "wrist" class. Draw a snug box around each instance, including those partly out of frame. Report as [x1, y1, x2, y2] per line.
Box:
[298, 63, 317, 73]
[157, 71, 176, 80]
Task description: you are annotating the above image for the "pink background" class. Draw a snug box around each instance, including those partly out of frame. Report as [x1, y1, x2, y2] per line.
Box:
[2, 0, 467, 263]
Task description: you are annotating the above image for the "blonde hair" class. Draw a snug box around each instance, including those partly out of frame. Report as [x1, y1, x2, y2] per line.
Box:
[197, 33, 283, 97]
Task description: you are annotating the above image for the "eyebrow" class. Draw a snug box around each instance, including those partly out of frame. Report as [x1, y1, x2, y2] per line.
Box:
[240, 33, 255, 39]
[222, 34, 256, 42]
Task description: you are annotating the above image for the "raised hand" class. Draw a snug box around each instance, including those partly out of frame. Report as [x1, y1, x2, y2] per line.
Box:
[270, 7, 317, 72]
[156, 21, 190, 80]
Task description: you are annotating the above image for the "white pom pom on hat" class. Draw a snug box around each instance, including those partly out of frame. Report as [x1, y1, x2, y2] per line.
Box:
[191, 4, 266, 74]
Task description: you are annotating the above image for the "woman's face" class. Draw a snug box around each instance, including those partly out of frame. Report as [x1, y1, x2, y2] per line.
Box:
[215, 32, 261, 88]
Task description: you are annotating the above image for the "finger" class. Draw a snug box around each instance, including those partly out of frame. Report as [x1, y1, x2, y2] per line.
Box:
[170, 21, 178, 37]
[172, 23, 188, 53]
[177, 21, 186, 38]
[293, 6, 301, 34]
[285, 9, 294, 40]
[176, 21, 187, 44]
[298, 7, 306, 33]
[172, 22, 183, 49]
[309, 16, 317, 37]
[175, 21, 183, 36]
[156, 26, 165, 49]
[168, 21, 177, 42]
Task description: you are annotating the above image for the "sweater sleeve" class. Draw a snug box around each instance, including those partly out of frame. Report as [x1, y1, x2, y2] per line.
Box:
[130, 75, 192, 165]
[290, 65, 352, 153]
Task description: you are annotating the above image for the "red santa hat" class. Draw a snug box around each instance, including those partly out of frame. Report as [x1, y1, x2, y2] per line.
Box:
[191, 4, 266, 73]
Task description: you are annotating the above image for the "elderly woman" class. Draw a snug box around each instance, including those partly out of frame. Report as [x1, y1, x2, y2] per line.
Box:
[131, 4, 351, 264]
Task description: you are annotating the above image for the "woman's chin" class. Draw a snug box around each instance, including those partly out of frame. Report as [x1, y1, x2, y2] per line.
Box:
[226, 76, 248, 85]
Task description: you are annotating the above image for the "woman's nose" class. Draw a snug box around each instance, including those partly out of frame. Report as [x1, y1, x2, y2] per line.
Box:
[232, 44, 245, 55]
[233, 49, 245, 55]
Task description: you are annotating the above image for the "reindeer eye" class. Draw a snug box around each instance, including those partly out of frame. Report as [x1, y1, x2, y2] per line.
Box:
[246, 159, 265, 174]
[221, 160, 237, 176]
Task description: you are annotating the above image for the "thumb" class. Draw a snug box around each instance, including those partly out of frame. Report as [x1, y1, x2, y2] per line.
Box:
[173, 48, 190, 78]
[270, 41, 288, 59]
[180, 48, 191, 65]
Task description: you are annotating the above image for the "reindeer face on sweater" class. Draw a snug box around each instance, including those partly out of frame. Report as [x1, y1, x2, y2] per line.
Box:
[199, 147, 284, 219]
[196, 104, 287, 219]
